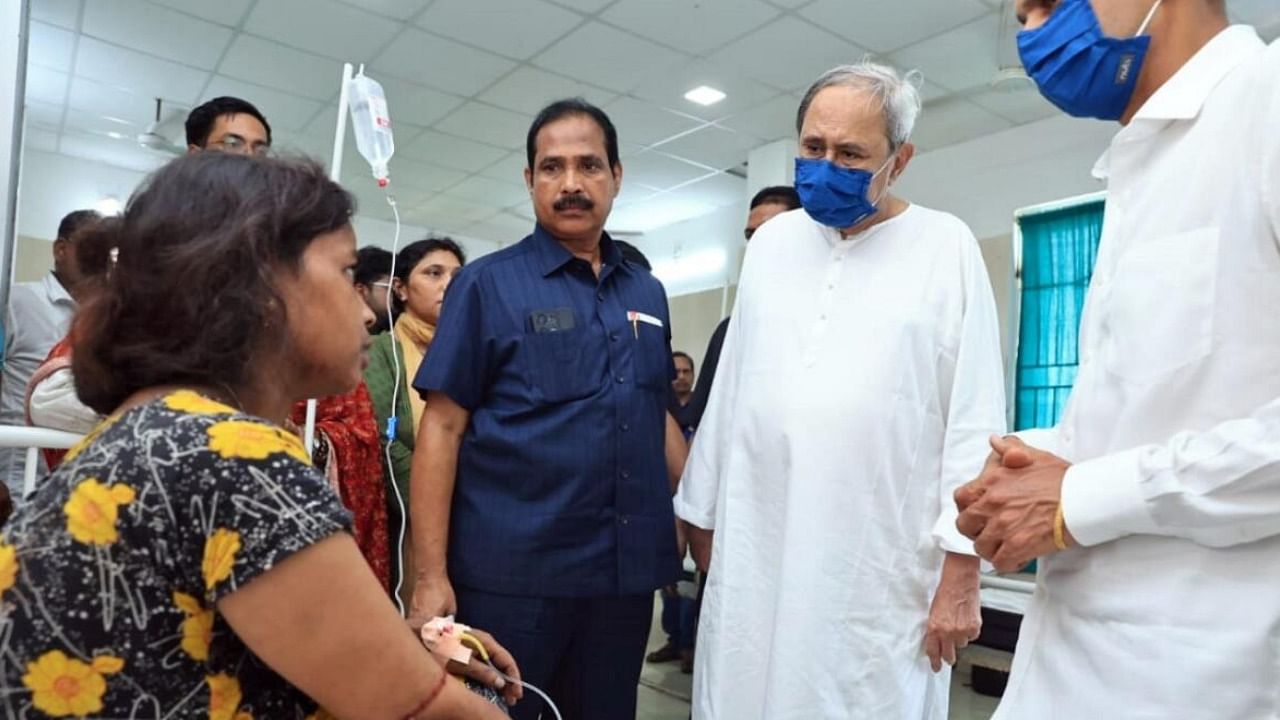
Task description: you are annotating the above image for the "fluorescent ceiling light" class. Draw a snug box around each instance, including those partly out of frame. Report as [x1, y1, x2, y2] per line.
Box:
[684, 85, 726, 106]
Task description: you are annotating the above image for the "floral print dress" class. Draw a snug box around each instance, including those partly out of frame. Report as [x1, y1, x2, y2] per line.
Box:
[0, 391, 352, 718]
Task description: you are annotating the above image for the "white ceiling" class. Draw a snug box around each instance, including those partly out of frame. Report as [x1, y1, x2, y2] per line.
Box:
[22, 0, 1280, 244]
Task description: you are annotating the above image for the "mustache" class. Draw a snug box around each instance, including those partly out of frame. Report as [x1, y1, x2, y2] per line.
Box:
[553, 194, 594, 211]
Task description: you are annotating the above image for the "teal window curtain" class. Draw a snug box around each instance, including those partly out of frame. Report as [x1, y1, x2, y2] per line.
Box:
[1013, 200, 1105, 431]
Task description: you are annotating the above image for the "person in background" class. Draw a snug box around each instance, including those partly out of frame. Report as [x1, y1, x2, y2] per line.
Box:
[185, 95, 271, 156]
[355, 246, 396, 335]
[409, 98, 681, 720]
[955, 2, 1280, 718]
[668, 351, 696, 439]
[25, 218, 114, 467]
[0, 208, 100, 495]
[675, 62, 1006, 719]
[683, 186, 800, 435]
[0, 152, 518, 719]
[365, 237, 466, 604]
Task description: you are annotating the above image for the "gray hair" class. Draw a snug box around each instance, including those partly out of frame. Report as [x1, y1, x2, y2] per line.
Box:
[796, 61, 924, 150]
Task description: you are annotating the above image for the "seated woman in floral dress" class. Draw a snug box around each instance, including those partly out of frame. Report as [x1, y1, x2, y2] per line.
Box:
[0, 152, 519, 719]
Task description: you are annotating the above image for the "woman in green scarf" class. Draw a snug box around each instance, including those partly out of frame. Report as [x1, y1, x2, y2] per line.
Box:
[364, 237, 465, 601]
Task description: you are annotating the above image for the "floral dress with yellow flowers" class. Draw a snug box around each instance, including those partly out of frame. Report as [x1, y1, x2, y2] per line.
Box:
[0, 391, 351, 719]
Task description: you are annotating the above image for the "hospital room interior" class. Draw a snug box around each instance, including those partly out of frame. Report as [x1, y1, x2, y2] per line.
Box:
[0, 0, 1277, 718]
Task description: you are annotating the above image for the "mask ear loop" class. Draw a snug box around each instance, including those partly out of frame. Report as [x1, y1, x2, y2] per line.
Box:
[870, 150, 899, 207]
[1135, 0, 1163, 37]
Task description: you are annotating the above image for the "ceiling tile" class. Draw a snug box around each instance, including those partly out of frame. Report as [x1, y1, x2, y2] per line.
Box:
[629, 59, 780, 122]
[384, 158, 469, 192]
[371, 27, 518, 97]
[399, 129, 508, 172]
[607, 194, 715, 233]
[546, 0, 615, 14]
[709, 16, 868, 92]
[614, 181, 657, 207]
[766, 0, 814, 7]
[417, 0, 582, 61]
[219, 34, 345, 101]
[433, 102, 529, 150]
[968, 86, 1059, 125]
[465, 211, 537, 243]
[246, 0, 401, 62]
[479, 66, 615, 116]
[24, 100, 64, 129]
[30, 0, 80, 30]
[417, 194, 501, 223]
[377, 78, 466, 128]
[532, 21, 688, 94]
[445, 175, 529, 209]
[478, 151, 529, 184]
[66, 76, 189, 128]
[58, 131, 171, 173]
[601, 0, 778, 56]
[25, 65, 69, 106]
[24, 127, 61, 154]
[802, 0, 992, 54]
[83, 0, 232, 69]
[601, 96, 705, 148]
[680, 171, 747, 208]
[62, 107, 146, 141]
[891, 12, 1002, 92]
[622, 150, 710, 191]
[717, 93, 798, 142]
[200, 76, 326, 133]
[75, 38, 208, 106]
[338, 0, 434, 21]
[650, 125, 758, 172]
[147, 0, 253, 26]
[908, 97, 1012, 151]
[28, 22, 75, 73]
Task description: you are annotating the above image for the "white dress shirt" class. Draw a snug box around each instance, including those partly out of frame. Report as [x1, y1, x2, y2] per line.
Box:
[1, 272, 75, 494]
[996, 27, 1280, 720]
[676, 205, 1006, 720]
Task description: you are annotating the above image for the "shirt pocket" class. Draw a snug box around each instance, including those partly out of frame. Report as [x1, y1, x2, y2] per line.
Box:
[523, 329, 600, 404]
[1105, 227, 1218, 383]
[632, 324, 669, 392]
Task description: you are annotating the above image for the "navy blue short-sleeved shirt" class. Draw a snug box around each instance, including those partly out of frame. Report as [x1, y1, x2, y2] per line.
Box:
[415, 225, 680, 597]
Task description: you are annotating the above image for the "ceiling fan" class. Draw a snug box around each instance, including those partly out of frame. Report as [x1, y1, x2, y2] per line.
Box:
[136, 97, 185, 156]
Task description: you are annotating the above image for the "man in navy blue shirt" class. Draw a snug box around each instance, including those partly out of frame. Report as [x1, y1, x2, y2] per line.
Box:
[408, 98, 681, 720]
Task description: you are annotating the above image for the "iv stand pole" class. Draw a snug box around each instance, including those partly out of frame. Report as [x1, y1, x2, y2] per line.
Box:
[304, 61, 355, 458]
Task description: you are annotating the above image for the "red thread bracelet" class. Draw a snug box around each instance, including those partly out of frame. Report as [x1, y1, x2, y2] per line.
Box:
[402, 671, 449, 719]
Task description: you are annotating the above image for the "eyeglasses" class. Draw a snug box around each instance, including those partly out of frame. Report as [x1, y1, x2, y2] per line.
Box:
[208, 135, 272, 157]
[370, 281, 393, 289]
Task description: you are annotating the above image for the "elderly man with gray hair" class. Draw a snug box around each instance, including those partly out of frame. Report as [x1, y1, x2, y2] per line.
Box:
[674, 60, 1006, 719]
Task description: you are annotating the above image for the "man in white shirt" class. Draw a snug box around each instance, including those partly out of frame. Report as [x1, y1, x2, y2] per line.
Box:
[956, 1, 1280, 718]
[674, 61, 1006, 720]
[0, 209, 99, 494]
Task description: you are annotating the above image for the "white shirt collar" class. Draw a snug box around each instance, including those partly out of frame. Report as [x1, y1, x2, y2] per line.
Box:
[41, 271, 74, 307]
[1093, 25, 1265, 180]
[1132, 25, 1264, 123]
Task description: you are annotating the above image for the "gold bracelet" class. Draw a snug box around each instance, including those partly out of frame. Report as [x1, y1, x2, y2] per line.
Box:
[1053, 503, 1068, 551]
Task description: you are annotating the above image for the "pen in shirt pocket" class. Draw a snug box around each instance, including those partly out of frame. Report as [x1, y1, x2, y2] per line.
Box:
[626, 310, 663, 339]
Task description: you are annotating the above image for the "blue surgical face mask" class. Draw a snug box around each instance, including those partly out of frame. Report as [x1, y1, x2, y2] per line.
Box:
[1018, 0, 1162, 121]
[795, 154, 895, 230]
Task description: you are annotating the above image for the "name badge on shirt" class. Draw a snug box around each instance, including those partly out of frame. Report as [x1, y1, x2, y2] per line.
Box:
[529, 307, 576, 333]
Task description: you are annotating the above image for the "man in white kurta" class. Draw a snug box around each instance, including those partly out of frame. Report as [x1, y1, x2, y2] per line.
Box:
[956, 3, 1280, 718]
[675, 64, 1007, 720]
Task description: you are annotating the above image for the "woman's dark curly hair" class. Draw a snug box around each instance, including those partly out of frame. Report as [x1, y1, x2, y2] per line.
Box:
[72, 152, 355, 415]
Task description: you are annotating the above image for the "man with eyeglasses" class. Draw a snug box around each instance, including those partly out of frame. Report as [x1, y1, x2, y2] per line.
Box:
[354, 246, 396, 335]
[185, 96, 272, 157]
